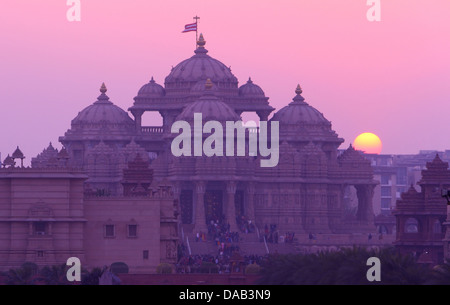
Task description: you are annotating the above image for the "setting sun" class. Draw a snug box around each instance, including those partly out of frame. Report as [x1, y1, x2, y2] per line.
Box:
[353, 132, 383, 154]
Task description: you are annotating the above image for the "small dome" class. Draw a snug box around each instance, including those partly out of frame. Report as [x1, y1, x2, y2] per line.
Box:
[177, 79, 240, 122]
[271, 85, 330, 126]
[137, 77, 165, 98]
[72, 83, 134, 127]
[239, 78, 265, 97]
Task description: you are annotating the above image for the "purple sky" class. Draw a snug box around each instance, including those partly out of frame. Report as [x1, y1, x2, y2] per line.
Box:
[1, 0, 450, 164]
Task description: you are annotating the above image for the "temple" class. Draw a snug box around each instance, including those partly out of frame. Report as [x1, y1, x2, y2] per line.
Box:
[0, 34, 379, 272]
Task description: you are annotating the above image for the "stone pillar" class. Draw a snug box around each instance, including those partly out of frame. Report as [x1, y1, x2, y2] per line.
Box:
[356, 184, 375, 224]
[257, 110, 272, 121]
[162, 110, 179, 134]
[246, 182, 256, 223]
[356, 185, 367, 222]
[171, 182, 182, 233]
[160, 110, 168, 133]
[171, 182, 181, 204]
[226, 181, 238, 232]
[131, 110, 143, 133]
[194, 181, 207, 233]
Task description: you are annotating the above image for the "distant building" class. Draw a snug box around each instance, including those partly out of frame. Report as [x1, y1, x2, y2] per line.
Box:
[348, 151, 450, 236]
[393, 155, 450, 265]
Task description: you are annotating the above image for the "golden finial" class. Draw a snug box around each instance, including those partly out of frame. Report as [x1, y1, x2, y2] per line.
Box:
[197, 33, 206, 48]
[100, 83, 107, 94]
[295, 84, 302, 95]
[205, 78, 213, 90]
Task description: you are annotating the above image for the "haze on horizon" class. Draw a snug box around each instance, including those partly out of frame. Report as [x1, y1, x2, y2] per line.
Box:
[1, 0, 449, 164]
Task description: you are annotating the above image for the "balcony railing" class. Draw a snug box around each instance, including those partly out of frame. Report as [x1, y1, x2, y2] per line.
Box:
[140, 126, 259, 134]
[248, 127, 259, 134]
[141, 126, 164, 134]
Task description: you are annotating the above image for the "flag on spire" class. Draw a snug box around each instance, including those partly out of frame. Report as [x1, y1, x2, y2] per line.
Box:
[182, 22, 197, 33]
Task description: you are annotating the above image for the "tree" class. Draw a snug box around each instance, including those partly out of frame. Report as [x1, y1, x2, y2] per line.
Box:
[257, 247, 430, 285]
[81, 267, 105, 285]
[39, 264, 70, 285]
[245, 263, 261, 275]
[2, 263, 39, 285]
[156, 263, 173, 274]
[428, 263, 450, 285]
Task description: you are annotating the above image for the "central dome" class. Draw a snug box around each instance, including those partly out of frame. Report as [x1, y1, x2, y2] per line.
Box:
[165, 34, 238, 89]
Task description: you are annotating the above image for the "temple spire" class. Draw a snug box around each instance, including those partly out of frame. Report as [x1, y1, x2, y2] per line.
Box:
[96, 82, 111, 103]
[197, 33, 206, 48]
[291, 84, 306, 104]
[100, 82, 107, 94]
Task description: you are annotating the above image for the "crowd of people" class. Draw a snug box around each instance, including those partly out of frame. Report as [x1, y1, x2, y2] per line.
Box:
[178, 220, 300, 274]
[193, 218, 241, 244]
[208, 220, 240, 243]
[264, 224, 279, 243]
[196, 220, 300, 246]
[263, 224, 296, 244]
[237, 215, 256, 234]
[195, 215, 257, 244]
[284, 232, 295, 243]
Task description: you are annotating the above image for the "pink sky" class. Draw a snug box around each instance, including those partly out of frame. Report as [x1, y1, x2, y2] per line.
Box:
[1, 0, 450, 163]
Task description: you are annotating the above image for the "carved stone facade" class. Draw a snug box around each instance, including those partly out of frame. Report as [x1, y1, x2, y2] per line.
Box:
[0, 35, 380, 271]
[393, 155, 450, 265]
[0, 167, 178, 273]
[55, 35, 377, 236]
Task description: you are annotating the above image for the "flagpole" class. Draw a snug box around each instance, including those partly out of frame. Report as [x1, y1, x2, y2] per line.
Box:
[194, 15, 200, 48]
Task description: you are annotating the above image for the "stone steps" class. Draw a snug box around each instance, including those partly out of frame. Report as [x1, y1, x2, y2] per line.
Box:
[239, 241, 268, 256]
[182, 228, 396, 257]
[188, 240, 218, 256]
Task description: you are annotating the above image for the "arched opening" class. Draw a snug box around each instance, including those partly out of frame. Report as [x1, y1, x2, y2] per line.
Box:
[240, 112, 260, 125]
[405, 218, 419, 233]
[141, 111, 163, 127]
[235, 190, 245, 226]
[204, 190, 223, 224]
[180, 190, 194, 224]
